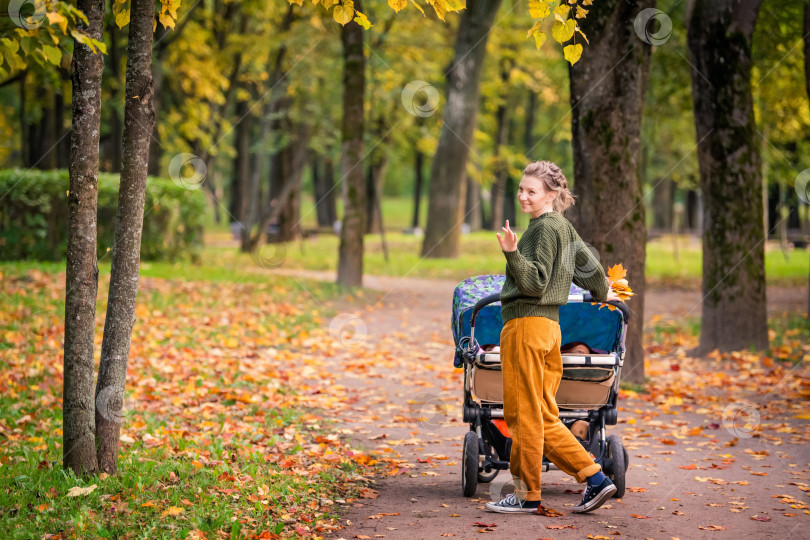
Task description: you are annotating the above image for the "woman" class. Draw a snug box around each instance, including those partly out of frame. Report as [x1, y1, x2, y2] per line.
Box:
[485, 161, 618, 514]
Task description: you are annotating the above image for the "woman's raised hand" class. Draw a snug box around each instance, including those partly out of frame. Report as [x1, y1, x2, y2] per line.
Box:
[496, 220, 518, 252]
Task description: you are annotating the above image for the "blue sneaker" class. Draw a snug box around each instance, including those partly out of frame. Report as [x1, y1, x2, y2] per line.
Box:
[485, 493, 541, 513]
[572, 477, 617, 513]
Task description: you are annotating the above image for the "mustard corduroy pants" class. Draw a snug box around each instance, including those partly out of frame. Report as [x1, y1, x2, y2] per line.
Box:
[500, 316, 602, 501]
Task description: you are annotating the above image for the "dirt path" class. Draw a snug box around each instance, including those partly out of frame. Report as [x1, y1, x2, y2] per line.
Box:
[277, 270, 810, 539]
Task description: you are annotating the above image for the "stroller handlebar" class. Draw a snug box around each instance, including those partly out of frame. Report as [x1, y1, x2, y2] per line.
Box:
[469, 292, 631, 328]
[581, 294, 631, 324]
[470, 293, 502, 328]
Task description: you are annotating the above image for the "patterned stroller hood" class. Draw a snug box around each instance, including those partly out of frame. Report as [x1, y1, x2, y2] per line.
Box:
[451, 274, 626, 367]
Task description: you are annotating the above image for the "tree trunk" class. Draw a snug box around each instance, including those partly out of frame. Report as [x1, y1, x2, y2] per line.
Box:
[412, 149, 424, 230]
[465, 176, 482, 231]
[568, 0, 653, 385]
[147, 25, 168, 177]
[248, 122, 309, 248]
[490, 59, 511, 231]
[802, 4, 810, 319]
[365, 115, 390, 234]
[421, 0, 503, 258]
[55, 90, 70, 168]
[19, 74, 26, 167]
[95, 0, 155, 474]
[524, 89, 536, 154]
[504, 175, 516, 225]
[63, 0, 105, 476]
[366, 157, 389, 235]
[109, 22, 123, 173]
[337, 1, 366, 287]
[40, 93, 58, 169]
[687, 0, 767, 354]
[684, 188, 699, 231]
[242, 96, 273, 251]
[231, 99, 250, 225]
[278, 127, 309, 242]
[313, 155, 337, 228]
[652, 178, 675, 231]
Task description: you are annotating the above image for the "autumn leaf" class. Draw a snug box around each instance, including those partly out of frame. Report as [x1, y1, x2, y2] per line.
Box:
[388, 0, 407, 12]
[66, 484, 97, 497]
[535, 505, 565, 517]
[161, 506, 184, 517]
[563, 43, 583, 64]
[528, 0, 550, 18]
[45, 12, 68, 33]
[552, 18, 576, 44]
[333, 1, 354, 25]
[527, 22, 546, 49]
[607, 264, 634, 301]
[353, 11, 372, 29]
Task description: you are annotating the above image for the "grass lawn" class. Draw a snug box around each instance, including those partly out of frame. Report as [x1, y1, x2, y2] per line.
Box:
[202, 224, 809, 288]
[0, 262, 387, 539]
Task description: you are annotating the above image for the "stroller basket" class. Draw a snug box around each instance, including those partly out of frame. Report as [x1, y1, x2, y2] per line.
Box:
[471, 353, 617, 408]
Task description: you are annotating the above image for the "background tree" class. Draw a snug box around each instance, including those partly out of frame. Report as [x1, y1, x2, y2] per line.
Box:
[336, 0, 367, 287]
[568, 0, 654, 384]
[63, 0, 106, 476]
[420, 0, 504, 259]
[95, 0, 158, 473]
[687, 0, 768, 354]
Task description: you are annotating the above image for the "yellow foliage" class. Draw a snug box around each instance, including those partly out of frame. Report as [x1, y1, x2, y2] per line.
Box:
[354, 10, 372, 29]
[552, 18, 576, 44]
[528, 0, 550, 18]
[388, 0, 408, 12]
[563, 43, 582, 64]
[333, 1, 354, 25]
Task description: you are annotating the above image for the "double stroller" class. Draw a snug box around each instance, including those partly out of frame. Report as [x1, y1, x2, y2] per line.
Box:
[452, 275, 630, 498]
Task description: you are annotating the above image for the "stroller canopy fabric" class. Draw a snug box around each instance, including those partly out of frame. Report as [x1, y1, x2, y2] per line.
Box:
[452, 274, 625, 367]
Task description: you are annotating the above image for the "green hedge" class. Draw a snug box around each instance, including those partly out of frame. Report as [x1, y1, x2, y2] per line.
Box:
[0, 169, 205, 262]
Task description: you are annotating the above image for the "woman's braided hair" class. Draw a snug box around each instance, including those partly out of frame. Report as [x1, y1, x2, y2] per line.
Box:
[523, 160, 575, 213]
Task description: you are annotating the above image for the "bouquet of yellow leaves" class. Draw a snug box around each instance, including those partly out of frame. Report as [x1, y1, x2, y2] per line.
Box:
[607, 263, 634, 302]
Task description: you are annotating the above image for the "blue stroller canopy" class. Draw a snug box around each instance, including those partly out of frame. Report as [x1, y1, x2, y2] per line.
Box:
[452, 274, 625, 367]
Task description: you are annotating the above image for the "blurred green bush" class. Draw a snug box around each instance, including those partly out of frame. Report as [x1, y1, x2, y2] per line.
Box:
[0, 169, 205, 262]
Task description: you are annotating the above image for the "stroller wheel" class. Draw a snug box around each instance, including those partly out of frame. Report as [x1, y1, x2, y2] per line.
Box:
[462, 431, 479, 497]
[606, 434, 626, 499]
[477, 442, 499, 483]
[478, 468, 499, 483]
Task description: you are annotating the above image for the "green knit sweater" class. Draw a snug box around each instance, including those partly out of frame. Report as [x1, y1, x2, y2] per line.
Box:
[500, 212, 608, 322]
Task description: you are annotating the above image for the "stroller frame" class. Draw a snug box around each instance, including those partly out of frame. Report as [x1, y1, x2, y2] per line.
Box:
[455, 286, 631, 498]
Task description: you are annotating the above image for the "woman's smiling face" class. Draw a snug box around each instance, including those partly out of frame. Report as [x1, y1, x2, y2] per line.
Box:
[517, 175, 556, 218]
